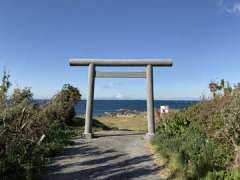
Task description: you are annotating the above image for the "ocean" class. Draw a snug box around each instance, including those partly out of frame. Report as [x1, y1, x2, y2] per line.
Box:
[75, 100, 199, 116]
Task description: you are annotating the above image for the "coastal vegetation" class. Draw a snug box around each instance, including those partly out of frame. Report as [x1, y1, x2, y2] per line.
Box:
[1, 68, 240, 180]
[0, 71, 82, 180]
[152, 84, 240, 179]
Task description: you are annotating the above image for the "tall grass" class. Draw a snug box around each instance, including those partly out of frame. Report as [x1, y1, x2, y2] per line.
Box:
[0, 71, 82, 179]
[152, 87, 240, 179]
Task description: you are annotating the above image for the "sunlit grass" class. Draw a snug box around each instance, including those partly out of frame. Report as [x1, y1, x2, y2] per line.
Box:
[95, 112, 148, 131]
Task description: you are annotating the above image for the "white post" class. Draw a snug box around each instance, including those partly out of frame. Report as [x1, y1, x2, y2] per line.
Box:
[84, 63, 95, 139]
[146, 64, 155, 138]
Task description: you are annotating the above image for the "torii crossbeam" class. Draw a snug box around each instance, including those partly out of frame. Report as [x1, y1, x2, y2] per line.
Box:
[69, 59, 173, 139]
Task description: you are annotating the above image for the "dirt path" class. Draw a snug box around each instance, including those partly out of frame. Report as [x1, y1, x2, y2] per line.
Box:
[46, 130, 162, 180]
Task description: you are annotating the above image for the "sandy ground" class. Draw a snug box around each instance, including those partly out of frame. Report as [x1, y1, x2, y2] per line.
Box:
[45, 130, 162, 180]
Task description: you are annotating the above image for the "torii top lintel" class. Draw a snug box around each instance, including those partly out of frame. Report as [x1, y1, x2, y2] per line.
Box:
[69, 58, 173, 67]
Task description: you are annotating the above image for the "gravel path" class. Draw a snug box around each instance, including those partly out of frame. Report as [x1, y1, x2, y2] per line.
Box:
[46, 130, 162, 180]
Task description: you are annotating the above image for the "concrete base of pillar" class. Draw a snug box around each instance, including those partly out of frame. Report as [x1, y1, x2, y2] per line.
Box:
[145, 133, 155, 140]
[84, 133, 93, 139]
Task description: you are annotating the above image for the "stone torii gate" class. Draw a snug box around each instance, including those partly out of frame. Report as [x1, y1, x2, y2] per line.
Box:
[69, 59, 173, 139]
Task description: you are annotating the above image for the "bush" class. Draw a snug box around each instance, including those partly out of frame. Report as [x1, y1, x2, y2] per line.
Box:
[153, 112, 230, 179]
[43, 84, 81, 124]
[0, 71, 82, 179]
[152, 89, 240, 179]
[220, 88, 240, 167]
[204, 169, 240, 180]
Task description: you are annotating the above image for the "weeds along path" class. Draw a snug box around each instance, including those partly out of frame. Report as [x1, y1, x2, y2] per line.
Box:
[45, 130, 162, 180]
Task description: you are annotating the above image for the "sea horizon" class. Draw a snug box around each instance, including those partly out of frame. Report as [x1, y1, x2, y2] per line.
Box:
[35, 99, 199, 116]
[74, 99, 199, 116]
[35, 98, 200, 101]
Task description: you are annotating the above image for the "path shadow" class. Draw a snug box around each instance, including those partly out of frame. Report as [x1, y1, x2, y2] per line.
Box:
[48, 153, 160, 180]
[46, 141, 161, 180]
[52, 142, 116, 161]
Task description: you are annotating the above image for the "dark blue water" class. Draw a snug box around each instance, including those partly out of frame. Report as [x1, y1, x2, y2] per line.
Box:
[75, 100, 198, 116]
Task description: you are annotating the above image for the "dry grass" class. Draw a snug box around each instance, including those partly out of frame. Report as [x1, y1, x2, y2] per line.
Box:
[145, 141, 172, 179]
[95, 112, 148, 131]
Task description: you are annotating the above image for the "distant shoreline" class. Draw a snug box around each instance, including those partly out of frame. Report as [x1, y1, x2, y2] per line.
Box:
[35, 99, 200, 101]
[34, 99, 199, 116]
[74, 100, 199, 116]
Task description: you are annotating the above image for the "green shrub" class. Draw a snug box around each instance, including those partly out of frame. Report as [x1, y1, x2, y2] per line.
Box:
[153, 113, 230, 179]
[152, 94, 238, 178]
[0, 71, 82, 179]
[152, 88, 240, 179]
[204, 169, 240, 180]
[44, 84, 81, 124]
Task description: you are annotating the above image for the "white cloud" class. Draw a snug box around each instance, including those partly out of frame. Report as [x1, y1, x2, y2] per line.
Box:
[232, 2, 240, 13]
[115, 93, 124, 99]
[219, 0, 240, 15]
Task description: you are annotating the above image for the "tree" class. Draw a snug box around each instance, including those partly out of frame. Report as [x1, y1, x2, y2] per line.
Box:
[209, 79, 232, 97]
[44, 84, 81, 124]
[0, 70, 11, 107]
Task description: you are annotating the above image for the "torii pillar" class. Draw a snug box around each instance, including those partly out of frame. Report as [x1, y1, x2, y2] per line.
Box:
[69, 59, 173, 139]
[146, 64, 155, 138]
[85, 63, 95, 139]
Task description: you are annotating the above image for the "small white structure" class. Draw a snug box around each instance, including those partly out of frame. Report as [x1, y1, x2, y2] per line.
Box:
[160, 106, 169, 114]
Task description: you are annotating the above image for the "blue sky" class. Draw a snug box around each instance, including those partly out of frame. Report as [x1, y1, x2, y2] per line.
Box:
[0, 0, 240, 100]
